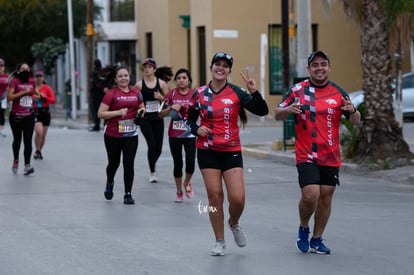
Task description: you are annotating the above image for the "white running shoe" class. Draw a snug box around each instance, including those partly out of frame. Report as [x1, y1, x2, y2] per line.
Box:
[149, 173, 158, 183]
[228, 219, 247, 247]
[210, 239, 225, 256]
[24, 164, 34, 176]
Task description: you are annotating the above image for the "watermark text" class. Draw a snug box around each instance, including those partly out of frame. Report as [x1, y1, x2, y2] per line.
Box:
[198, 201, 218, 214]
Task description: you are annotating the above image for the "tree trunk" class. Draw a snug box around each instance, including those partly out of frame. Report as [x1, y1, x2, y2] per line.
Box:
[354, 0, 412, 160]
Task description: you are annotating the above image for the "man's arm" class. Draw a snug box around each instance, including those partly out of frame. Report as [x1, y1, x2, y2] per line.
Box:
[275, 101, 302, 121]
[348, 108, 361, 125]
[342, 97, 361, 125]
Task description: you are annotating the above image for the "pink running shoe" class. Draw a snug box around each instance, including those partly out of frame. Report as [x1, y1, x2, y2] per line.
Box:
[184, 183, 194, 199]
[175, 191, 183, 203]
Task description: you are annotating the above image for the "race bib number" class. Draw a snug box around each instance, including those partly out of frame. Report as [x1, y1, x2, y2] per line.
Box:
[172, 120, 186, 130]
[118, 119, 137, 133]
[19, 96, 33, 107]
[1, 98, 6, 109]
[146, 100, 160, 113]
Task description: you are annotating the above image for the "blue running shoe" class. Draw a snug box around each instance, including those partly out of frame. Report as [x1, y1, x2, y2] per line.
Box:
[104, 182, 114, 200]
[296, 226, 310, 253]
[310, 237, 331, 254]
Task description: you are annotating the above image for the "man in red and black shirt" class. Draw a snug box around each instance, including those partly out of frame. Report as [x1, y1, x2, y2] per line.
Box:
[275, 51, 360, 254]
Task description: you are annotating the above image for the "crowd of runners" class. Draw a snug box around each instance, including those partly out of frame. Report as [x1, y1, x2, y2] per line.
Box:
[0, 50, 360, 256]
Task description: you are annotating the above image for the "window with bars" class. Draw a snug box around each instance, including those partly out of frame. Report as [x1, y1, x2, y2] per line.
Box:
[110, 0, 134, 22]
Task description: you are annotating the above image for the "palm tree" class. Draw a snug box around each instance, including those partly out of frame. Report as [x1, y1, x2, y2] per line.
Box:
[327, 0, 412, 161]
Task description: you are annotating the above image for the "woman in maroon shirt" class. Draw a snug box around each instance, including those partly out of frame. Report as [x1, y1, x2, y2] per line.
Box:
[98, 65, 145, 205]
[0, 58, 9, 137]
[159, 68, 196, 202]
[7, 62, 36, 175]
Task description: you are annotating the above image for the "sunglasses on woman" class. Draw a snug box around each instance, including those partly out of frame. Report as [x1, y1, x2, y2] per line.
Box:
[211, 52, 233, 68]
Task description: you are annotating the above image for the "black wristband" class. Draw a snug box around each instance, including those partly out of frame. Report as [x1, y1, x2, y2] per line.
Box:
[350, 106, 357, 114]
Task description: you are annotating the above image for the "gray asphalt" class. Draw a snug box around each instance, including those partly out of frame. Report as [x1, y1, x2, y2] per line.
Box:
[0, 110, 413, 275]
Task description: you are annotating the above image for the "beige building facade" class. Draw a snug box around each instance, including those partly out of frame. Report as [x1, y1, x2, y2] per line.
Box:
[137, 0, 411, 109]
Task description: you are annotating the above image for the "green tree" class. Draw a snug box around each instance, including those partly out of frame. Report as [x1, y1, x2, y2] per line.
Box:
[0, 0, 87, 71]
[31, 36, 67, 74]
[327, 0, 414, 163]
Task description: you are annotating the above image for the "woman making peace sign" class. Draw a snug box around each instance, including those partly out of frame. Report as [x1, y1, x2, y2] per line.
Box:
[185, 52, 269, 256]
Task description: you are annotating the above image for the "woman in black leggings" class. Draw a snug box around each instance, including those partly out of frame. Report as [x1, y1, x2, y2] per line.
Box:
[98, 65, 145, 204]
[134, 58, 172, 183]
[159, 68, 196, 202]
[7, 62, 36, 175]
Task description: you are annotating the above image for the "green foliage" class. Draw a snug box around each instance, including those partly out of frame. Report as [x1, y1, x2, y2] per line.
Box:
[382, 158, 390, 169]
[340, 103, 365, 159]
[31, 36, 67, 74]
[384, 0, 414, 25]
[340, 118, 358, 159]
[0, 0, 87, 70]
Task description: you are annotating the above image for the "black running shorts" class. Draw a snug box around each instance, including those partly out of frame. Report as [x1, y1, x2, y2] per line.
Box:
[197, 149, 243, 172]
[297, 162, 340, 188]
[34, 107, 51, 126]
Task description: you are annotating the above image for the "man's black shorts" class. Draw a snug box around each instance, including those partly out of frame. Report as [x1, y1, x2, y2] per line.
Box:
[297, 162, 340, 188]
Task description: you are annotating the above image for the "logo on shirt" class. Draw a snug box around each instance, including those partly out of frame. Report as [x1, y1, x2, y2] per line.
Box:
[224, 107, 230, 140]
[325, 99, 337, 105]
[221, 99, 233, 105]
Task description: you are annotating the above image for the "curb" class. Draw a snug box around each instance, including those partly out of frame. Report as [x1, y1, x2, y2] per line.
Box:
[242, 147, 296, 166]
[242, 146, 361, 173]
[50, 119, 90, 130]
[243, 145, 414, 185]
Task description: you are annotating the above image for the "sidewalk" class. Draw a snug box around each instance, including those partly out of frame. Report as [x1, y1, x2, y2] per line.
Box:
[50, 104, 91, 130]
[241, 116, 414, 185]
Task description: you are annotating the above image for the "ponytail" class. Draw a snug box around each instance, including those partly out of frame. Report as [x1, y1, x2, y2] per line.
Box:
[155, 66, 173, 82]
[97, 65, 128, 88]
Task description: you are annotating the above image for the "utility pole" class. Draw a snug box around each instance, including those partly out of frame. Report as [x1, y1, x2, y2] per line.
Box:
[86, 0, 94, 123]
[281, 0, 290, 91]
[67, 0, 77, 119]
[296, 0, 312, 78]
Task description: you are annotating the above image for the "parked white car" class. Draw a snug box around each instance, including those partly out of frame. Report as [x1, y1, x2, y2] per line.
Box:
[349, 72, 414, 119]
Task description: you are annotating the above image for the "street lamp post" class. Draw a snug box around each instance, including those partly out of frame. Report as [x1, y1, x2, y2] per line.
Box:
[87, 0, 94, 124]
[67, 0, 77, 119]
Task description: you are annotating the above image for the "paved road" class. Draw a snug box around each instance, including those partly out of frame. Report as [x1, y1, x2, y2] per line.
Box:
[0, 116, 413, 275]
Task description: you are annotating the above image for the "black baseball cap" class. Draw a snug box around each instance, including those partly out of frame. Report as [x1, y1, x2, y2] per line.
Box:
[307, 51, 330, 66]
[211, 52, 233, 68]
